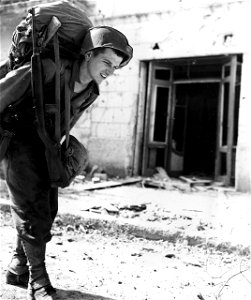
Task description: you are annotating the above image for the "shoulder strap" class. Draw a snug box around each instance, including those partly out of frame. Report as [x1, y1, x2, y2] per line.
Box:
[64, 71, 71, 148]
[53, 30, 61, 144]
[31, 10, 70, 187]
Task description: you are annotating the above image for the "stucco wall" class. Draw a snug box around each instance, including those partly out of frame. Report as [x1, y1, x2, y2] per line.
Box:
[235, 53, 251, 192]
[87, 0, 251, 189]
[71, 57, 139, 177]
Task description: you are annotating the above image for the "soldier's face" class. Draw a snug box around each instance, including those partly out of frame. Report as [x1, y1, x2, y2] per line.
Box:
[83, 48, 123, 85]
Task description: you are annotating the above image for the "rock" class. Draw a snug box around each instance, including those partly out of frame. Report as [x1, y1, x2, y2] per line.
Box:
[119, 204, 147, 212]
[165, 254, 176, 258]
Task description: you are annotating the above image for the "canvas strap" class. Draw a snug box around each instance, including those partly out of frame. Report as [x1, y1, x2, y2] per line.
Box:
[31, 11, 70, 187]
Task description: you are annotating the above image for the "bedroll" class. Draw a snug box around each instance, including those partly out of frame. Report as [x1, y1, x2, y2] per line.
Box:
[9, 0, 93, 69]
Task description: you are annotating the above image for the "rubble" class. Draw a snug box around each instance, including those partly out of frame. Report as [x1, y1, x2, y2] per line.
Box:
[69, 165, 230, 194]
[118, 204, 147, 212]
[179, 176, 212, 187]
[71, 177, 142, 191]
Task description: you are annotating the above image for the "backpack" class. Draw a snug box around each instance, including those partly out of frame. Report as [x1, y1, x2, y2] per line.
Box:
[3, 0, 93, 187]
[9, 0, 93, 70]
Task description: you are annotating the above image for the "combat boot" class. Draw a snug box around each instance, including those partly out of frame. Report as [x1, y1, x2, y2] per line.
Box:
[22, 241, 56, 300]
[27, 284, 56, 300]
[6, 237, 29, 287]
[6, 270, 29, 287]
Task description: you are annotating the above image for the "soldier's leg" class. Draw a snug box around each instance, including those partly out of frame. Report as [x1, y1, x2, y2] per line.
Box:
[22, 241, 56, 300]
[4, 133, 58, 299]
[8, 236, 28, 274]
[6, 236, 29, 287]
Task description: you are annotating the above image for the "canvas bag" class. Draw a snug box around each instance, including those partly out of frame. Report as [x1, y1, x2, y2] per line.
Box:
[9, 0, 93, 70]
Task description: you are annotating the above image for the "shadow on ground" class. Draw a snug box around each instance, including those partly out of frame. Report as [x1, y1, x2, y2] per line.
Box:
[56, 289, 116, 300]
[0, 286, 115, 300]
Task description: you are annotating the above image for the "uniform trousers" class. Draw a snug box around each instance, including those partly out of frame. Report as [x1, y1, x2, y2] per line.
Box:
[3, 129, 58, 287]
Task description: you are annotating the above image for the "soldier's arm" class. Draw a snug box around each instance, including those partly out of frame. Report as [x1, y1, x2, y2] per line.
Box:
[0, 59, 10, 80]
[0, 63, 31, 113]
[0, 58, 58, 114]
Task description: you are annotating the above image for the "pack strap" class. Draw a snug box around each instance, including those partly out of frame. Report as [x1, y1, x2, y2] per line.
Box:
[53, 31, 61, 144]
[31, 9, 70, 187]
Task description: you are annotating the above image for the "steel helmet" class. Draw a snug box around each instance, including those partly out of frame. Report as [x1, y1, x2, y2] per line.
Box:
[80, 26, 133, 67]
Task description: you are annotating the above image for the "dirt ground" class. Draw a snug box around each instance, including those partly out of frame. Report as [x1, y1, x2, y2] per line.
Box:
[1, 206, 251, 300]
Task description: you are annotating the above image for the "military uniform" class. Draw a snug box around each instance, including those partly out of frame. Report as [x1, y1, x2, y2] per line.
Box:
[1, 57, 99, 243]
[0, 25, 132, 299]
[0, 58, 100, 297]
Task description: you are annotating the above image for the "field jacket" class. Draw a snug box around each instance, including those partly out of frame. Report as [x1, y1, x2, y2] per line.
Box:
[0, 58, 99, 136]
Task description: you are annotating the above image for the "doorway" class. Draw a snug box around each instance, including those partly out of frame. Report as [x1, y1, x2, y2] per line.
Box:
[141, 55, 242, 185]
[173, 83, 219, 177]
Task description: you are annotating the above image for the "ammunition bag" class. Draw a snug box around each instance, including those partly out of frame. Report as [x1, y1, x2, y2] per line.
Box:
[47, 135, 88, 188]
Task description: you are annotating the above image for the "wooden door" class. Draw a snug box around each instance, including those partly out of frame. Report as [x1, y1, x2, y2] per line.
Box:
[142, 62, 172, 176]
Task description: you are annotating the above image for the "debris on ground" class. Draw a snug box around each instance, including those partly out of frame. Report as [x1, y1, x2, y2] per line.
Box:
[62, 164, 233, 195]
[140, 167, 232, 193]
[1, 210, 250, 300]
[71, 177, 142, 191]
[179, 176, 212, 187]
[81, 204, 120, 215]
[118, 203, 147, 212]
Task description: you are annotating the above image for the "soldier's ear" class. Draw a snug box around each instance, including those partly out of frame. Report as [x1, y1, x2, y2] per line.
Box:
[85, 51, 92, 61]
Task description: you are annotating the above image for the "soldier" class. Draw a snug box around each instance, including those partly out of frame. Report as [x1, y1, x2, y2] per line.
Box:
[0, 26, 133, 300]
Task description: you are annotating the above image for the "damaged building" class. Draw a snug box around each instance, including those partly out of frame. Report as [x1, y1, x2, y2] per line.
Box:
[0, 0, 250, 192]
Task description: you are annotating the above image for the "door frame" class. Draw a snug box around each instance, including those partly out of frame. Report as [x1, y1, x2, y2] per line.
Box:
[141, 61, 172, 176]
[215, 55, 241, 185]
[139, 55, 241, 185]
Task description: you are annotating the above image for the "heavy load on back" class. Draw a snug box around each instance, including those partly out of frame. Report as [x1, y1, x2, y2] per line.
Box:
[1, 0, 93, 187]
[9, 0, 93, 69]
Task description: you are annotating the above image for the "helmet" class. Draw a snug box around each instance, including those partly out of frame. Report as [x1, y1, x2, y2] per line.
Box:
[80, 26, 133, 67]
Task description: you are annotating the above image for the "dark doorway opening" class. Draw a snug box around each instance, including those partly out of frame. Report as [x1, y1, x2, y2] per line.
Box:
[175, 83, 219, 177]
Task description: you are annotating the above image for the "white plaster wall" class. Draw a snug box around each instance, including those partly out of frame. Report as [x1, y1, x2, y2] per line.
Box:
[71, 62, 139, 176]
[235, 53, 251, 192]
[82, 0, 251, 188]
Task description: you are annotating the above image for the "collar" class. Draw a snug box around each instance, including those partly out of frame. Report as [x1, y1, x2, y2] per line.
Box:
[69, 59, 100, 96]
